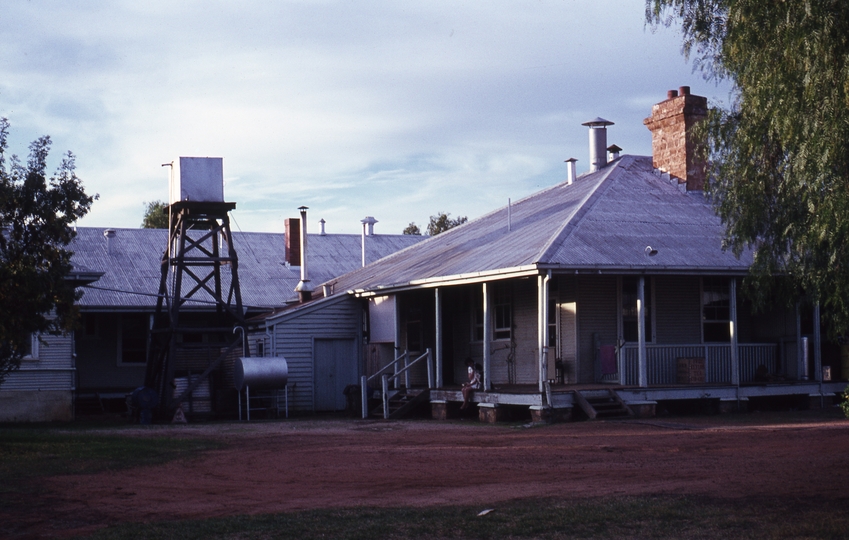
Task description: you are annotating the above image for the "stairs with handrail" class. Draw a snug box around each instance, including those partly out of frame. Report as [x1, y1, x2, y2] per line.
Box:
[369, 387, 431, 419]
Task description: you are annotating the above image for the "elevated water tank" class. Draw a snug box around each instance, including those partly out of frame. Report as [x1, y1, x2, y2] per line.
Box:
[169, 157, 224, 205]
[234, 356, 289, 391]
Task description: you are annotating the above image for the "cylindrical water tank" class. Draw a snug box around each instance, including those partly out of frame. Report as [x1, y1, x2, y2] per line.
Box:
[234, 356, 288, 391]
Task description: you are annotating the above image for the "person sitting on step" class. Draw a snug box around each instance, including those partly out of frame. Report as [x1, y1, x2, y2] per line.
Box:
[460, 358, 482, 410]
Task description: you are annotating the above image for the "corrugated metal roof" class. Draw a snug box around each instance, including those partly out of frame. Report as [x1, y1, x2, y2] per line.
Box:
[329, 155, 752, 295]
[71, 228, 422, 310]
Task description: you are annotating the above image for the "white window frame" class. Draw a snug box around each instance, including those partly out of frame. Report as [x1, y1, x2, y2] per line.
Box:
[701, 276, 731, 343]
[493, 282, 512, 341]
[617, 276, 656, 344]
[23, 333, 39, 360]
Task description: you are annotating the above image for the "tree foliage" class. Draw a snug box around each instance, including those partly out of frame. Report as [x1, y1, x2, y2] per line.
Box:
[141, 199, 169, 229]
[648, 1, 849, 333]
[0, 118, 96, 383]
[426, 212, 468, 236]
[402, 222, 421, 235]
[403, 212, 468, 236]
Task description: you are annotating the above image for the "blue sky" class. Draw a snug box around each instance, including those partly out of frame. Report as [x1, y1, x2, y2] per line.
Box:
[0, 1, 732, 235]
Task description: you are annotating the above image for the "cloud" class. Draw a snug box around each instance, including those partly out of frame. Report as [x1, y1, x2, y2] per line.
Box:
[0, 0, 731, 235]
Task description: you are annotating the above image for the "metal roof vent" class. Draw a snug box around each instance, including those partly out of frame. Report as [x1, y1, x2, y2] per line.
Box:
[361, 216, 378, 267]
[607, 144, 622, 162]
[361, 216, 377, 236]
[565, 157, 578, 185]
[294, 206, 313, 302]
[319, 218, 327, 236]
[581, 118, 614, 172]
[103, 229, 117, 254]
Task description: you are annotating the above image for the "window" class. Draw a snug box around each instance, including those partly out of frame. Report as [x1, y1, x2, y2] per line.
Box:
[406, 306, 423, 352]
[472, 288, 484, 341]
[471, 283, 513, 341]
[621, 277, 652, 343]
[493, 283, 512, 341]
[23, 333, 39, 359]
[547, 298, 557, 348]
[702, 277, 730, 342]
[118, 314, 148, 365]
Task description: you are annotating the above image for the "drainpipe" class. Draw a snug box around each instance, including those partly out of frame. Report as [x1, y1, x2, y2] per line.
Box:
[264, 324, 273, 358]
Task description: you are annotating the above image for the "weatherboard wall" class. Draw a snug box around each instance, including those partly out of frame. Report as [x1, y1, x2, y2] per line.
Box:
[264, 297, 363, 412]
[0, 332, 74, 422]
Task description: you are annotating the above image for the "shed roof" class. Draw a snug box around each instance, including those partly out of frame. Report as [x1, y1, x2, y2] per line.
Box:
[328, 155, 752, 296]
[70, 227, 422, 310]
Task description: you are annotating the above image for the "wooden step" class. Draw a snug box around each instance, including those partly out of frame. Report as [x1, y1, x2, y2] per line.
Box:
[574, 389, 633, 420]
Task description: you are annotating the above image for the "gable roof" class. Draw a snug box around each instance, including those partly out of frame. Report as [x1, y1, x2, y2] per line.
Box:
[328, 155, 752, 296]
[70, 227, 422, 310]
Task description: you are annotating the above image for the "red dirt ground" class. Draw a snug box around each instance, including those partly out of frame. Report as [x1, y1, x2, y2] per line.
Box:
[12, 410, 849, 537]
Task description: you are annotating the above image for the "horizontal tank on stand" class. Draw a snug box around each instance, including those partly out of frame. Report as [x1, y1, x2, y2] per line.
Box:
[234, 356, 290, 420]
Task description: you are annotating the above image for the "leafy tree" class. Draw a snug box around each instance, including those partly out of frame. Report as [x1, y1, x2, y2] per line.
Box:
[426, 212, 468, 236]
[402, 222, 422, 235]
[647, 1, 849, 333]
[141, 199, 169, 229]
[0, 118, 97, 383]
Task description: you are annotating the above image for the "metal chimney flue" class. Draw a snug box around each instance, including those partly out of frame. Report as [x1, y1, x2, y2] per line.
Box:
[361, 216, 378, 267]
[294, 206, 313, 302]
[103, 229, 117, 254]
[582, 117, 614, 172]
[565, 158, 578, 185]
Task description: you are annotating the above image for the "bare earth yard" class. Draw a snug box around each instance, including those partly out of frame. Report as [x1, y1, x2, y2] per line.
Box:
[13, 410, 849, 537]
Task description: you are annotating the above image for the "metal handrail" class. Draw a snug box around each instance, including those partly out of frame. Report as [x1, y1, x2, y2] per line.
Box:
[366, 350, 408, 386]
[361, 348, 433, 419]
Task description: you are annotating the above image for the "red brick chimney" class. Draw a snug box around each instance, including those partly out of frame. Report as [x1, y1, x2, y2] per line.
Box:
[284, 217, 300, 266]
[643, 86, 707, 191]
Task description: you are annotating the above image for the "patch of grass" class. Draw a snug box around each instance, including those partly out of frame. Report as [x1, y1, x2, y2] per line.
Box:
[83, 495, 849, 540]
[0, 428, 224, 500]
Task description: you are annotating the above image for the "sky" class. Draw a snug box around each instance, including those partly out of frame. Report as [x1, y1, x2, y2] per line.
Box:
[0, 1, 733, 235]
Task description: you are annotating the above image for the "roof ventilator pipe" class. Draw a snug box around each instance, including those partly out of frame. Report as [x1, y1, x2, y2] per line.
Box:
[581, 117, 614, 172]
[565, 157, 577, 185]
[294, 206, 313, 302]
[103, 229, 117, 254]
[361, 216, 378, 267]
